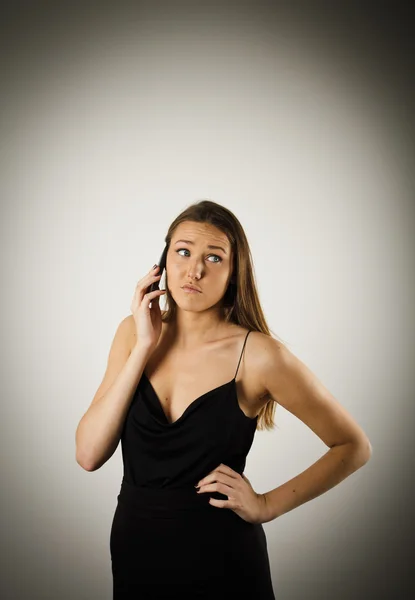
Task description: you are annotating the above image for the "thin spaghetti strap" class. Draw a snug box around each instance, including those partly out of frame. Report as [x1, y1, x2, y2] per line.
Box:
[234, 330, 251, 380]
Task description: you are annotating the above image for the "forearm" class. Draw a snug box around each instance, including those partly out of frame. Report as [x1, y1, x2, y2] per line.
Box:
[262, 441, 371, 523]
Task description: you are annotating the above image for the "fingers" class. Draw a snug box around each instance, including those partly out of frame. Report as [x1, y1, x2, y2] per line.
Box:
[135, 271, 161, 292]
[137, 274, 161, 288]
[146, 288, 166, 300]
[131, 285, 165, 314]
[132, 265, 164, 309]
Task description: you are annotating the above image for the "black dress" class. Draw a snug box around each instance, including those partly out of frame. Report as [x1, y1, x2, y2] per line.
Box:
[110, 330, 275, 599]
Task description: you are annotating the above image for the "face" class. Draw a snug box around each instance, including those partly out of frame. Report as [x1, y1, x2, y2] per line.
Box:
[166, 221, 233, 310]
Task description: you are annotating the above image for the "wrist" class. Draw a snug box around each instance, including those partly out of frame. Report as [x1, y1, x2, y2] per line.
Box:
[261, 492, 277, 524]
[131, 343, 154, 359]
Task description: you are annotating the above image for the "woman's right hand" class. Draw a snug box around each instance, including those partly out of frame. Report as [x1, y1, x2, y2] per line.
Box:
[130, 265, 166, 351]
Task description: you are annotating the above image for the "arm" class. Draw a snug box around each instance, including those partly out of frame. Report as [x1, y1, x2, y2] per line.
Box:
[75, 317, 153, 471]
[257, 337, 372, 523]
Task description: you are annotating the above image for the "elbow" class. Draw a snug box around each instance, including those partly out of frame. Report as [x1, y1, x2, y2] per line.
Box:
[76, 458, 93, 472]
[76, 451, 98, 472]
[75, 437, 119, 472]
[361, 435, 373, 460]
[333, 436, 373, 469]
[75, 432, 99, 471]
[352, 436, 373, 467]
[76, 448, 110, 472]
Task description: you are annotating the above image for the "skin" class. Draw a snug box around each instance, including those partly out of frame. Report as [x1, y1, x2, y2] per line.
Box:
[164, 220, 236, 351]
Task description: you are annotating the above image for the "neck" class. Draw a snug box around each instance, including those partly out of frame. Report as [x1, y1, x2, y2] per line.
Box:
[167, 307, 229, 351]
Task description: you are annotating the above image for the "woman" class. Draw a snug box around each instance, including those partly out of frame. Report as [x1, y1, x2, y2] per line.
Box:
[75, 200, 372, 599]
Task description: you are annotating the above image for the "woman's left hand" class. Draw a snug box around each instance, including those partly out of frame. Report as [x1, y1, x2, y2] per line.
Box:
[195, 463, 268, 524]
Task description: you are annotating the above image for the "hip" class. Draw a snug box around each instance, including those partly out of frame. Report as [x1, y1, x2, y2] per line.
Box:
[110, 479, 273, 589]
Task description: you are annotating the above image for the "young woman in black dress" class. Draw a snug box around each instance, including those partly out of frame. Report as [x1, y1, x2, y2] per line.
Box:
[76, 200, 372, 599]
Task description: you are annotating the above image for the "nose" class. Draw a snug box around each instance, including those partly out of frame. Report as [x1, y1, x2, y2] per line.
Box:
[187, 261, 202, 280]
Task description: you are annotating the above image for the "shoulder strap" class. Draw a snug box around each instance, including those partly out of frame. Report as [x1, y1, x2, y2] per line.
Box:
[234, 330, 251, 380]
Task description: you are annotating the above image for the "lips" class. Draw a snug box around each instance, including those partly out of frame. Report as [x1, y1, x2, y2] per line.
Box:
[182, 285, 201, 292]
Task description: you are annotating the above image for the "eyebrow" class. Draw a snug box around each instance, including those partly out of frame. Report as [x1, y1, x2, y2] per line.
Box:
[173, 239, 228, 255]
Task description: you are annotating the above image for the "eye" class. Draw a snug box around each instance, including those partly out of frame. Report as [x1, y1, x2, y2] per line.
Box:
[176, 249, 222, 263]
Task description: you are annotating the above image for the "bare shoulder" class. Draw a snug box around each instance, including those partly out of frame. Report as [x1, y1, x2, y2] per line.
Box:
[247, 330, 283, 350]
[248, 332, 311, 405]
[244, 331, 285, 395]
[246, 330, 286, 368]
[88, 314, 136, 408]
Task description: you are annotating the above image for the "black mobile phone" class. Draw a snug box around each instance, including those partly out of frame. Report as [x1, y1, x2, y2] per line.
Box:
[147, 245, 168, 294]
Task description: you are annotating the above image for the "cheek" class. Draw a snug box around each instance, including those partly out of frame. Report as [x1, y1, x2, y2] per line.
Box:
[169, 262, 182, 275]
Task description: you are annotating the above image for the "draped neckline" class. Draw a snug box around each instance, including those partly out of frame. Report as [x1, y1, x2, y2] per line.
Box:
[141, 371, 258, 426]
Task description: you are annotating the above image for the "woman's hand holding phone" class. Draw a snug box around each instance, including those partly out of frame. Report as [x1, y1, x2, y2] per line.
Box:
[130, 265, 166, 351]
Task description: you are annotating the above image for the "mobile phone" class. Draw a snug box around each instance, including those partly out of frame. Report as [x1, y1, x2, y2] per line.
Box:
[147, 245, 168, 294]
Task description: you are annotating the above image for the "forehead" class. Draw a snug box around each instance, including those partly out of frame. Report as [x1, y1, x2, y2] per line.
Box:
[172, 221, 230, 248]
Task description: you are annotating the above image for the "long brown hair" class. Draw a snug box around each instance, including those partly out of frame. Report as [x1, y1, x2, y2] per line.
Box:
[161, 200, 288, 431]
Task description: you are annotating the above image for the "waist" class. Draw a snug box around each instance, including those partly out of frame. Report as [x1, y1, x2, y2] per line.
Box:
[117, 478, 226, 514]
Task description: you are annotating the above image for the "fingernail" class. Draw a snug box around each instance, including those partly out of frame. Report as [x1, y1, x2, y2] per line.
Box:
[152, 264, 158, 269]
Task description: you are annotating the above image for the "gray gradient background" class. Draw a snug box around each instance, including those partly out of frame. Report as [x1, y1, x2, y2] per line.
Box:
[1, 1, 414, 598]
